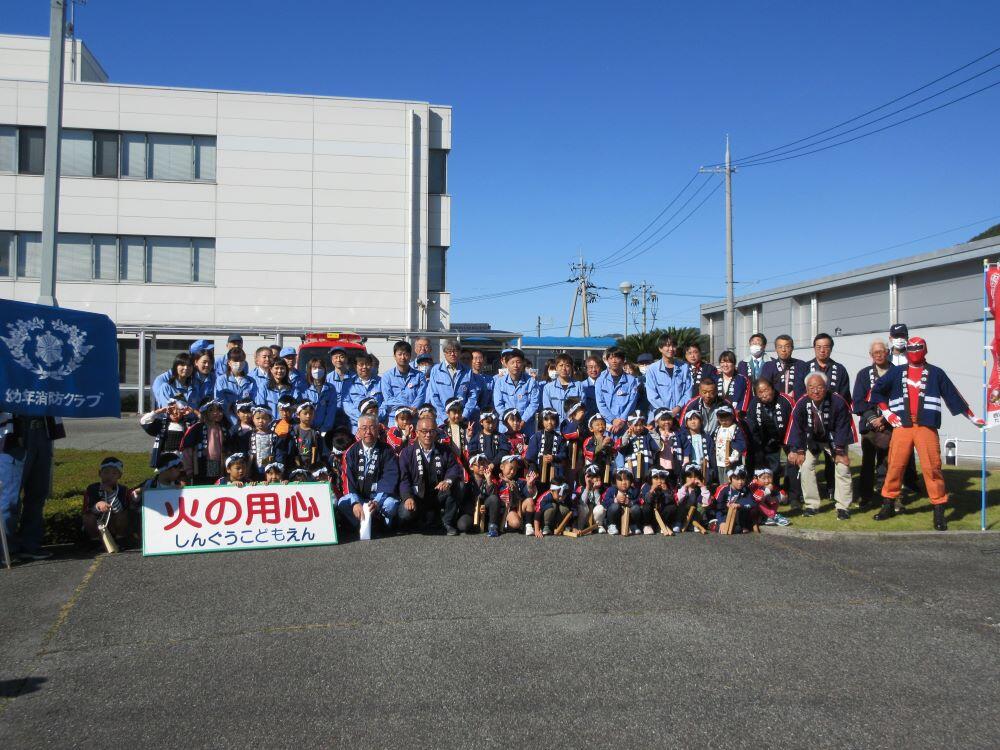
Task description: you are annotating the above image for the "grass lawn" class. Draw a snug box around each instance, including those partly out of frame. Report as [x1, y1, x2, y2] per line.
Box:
[41, 449, 998, 544]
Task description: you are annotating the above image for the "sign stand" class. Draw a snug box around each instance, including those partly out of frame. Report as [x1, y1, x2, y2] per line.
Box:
[0, 480, 11, 570]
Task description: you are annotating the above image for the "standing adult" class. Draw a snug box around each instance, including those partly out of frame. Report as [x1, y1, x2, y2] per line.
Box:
[398, 416, 464, 534]
[760, 335, 806, 401]
[336, 414, 400, 536]
[428, 339, 480, 424]
[248, 346, 274, 394]
[581, 355, 604, 419]
[785, 372, 856, 519]
[852, 340, 894, 510]
[683, 343, 718, 397]
[542, 353, 585, 419]
[327, 346, 356, 432]
[279, 347, 306, 390]
[343, 354, 384, 429]
[214, 347, 257, 425]
[594, 347, 639, 439]
[413, 336, 433, 361]
[870, 337, 984, 530]
[493, 348, 541, 435]
[152, 353, 197, 408]
[738, 332, 774, 383]
[215, 334, 244, 378]
[469, 349, 492, 418]
[381, 341, 428, 420]
[191, 347, 217, 407]
[888, 324, 909, 367]
[644, 333, 692, 420]
[0, 413, 65, 560]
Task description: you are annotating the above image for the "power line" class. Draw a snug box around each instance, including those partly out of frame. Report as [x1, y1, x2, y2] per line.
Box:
[734, 78, 1000, 168]
[705, 45, 1000, 168]
[733, 61, 1000, 167]
[593, 171, 702, 267]
[452, 279, 568, 305]
[599, 180, 723, 270]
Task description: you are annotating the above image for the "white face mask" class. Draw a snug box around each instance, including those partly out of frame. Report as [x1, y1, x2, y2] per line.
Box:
[418, 364, 430, 375]
[311, 368, 325, 379]
[749, 344, 763, 357]
[891, 338, 907, 350]
[638, 364, 649, 375]
[547, 369, 557, 379]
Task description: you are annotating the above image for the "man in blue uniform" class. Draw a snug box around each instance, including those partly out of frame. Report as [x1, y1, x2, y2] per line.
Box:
[381, 341, 427, 420]
[493, 348, 541, 436]
[428, 339, 480, 424]
[595, 347, 639, 439]
[645, 333, 692, 420]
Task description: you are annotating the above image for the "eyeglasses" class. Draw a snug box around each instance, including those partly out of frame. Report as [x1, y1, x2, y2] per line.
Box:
[416, 428, 434, 434]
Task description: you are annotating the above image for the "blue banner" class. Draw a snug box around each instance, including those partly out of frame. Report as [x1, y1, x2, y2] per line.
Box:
[0, 299, 121, 418]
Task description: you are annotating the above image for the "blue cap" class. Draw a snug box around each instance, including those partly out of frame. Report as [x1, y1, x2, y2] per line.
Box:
[279, 346, 296, 358]
[189, 339, 214, 355]
[636, 353, 654, 364]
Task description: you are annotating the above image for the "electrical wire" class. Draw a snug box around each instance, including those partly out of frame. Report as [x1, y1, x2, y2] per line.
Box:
[736, 77, 1000, 168]
[599, 180, 723, 270]
[593, 171, 702, 267]
[452, 280, 568, 305]
[733, 62, 1000, 167]
[703, 45, 1000, 168]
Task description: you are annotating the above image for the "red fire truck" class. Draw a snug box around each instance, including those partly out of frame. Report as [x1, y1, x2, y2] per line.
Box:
[296, 332, 368, 369]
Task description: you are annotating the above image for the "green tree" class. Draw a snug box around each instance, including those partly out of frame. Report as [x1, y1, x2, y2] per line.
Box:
[970, 223, 1000, 243]
[618, 327, 708, 362]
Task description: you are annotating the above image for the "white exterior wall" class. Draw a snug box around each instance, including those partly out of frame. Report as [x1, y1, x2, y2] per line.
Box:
[0, 41, 452, 336]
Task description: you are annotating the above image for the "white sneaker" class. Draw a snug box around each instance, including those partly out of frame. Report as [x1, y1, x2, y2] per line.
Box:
[524, 524, 534, 536]
[607, 524, 619, 536]
[643, 525, 654, 535]
[672, 525, 681, 534]
[630, 526, 641, 536]
[597, 526, 607, 534]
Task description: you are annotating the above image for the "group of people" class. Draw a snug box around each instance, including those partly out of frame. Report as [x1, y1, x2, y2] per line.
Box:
[102, 322, 982, 548]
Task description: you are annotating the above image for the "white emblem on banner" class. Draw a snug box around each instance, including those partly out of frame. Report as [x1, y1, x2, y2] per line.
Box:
[0, 317, 93, 380]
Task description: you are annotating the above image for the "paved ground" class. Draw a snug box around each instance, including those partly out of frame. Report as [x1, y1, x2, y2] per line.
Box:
[61, 416, 148, 452]
[1, 533, 998, 749]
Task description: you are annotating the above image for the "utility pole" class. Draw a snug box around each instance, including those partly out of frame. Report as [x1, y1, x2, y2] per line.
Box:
[629, 281, 657, 335]
[700, 135, 736, 351]
[38, 0, 67, 307]
[567, 256, 594, 337]
[536, 315, 542, 337]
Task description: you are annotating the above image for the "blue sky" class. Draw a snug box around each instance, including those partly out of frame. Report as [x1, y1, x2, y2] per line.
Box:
[6, 1, 1000, 336]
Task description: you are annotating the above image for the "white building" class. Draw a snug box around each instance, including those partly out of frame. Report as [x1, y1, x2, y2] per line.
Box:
[0, 33, 474, 402]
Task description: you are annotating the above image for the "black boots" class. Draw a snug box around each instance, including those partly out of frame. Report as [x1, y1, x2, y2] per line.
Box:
[873, 500, 895, 521]
[933, 504, 948, 532]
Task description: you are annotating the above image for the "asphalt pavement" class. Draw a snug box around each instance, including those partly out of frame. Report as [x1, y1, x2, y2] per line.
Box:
[1, 533, 998, 749]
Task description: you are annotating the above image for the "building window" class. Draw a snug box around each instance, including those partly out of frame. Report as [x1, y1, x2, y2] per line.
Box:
[60, 129, 93, 177]
[429, 149, 447, 194]
[120, 236, 146, 282]
[94, 131, 119, 178]
[149, 133, 194, 181]
[1, 230, 213, 285]
[121, 132, 147, 179]
[16, 232, 42, 277]
[56, 233, 93, 280]
[18, 127, 45, 175]
[0, 126, 15, 173]
[0, 231, 11, 277]
[194, 136, 216, 181]
[428, 245, 447, 293]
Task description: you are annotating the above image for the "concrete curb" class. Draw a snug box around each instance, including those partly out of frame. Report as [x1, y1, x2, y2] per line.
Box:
[759, 526, 998, 541]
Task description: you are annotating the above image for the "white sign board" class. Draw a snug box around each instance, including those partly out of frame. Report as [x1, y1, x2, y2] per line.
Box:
[142, 482, 338, 556]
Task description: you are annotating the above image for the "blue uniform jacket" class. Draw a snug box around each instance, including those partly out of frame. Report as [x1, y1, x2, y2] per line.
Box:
[760, 358, 806, 400]
[685, 361, 719, 396]
[152, 372, 196, 409]
[582, 376, 599, 419]
[428, 363, 480, 422]
[737, 356, 775, 383]
[343, 376, 385, 427]
[214, 374, 258, 424]
[869, 364, 970, 430]
[301, 381, 338, 434]
[542, 379, 586, 420]
[644, 359, 691, 419]
[259, 383, 301, 416]
[715, 373, 752, 414]
[493, 373, 541, 435]
[594, 370, 639, 433]
[381, 366, 428, 418]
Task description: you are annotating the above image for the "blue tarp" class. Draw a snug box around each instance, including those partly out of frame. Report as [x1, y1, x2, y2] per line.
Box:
[0, 299, 121, 418]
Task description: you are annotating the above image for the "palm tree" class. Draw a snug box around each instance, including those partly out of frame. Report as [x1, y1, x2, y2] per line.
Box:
[618, 327, 708, 362]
